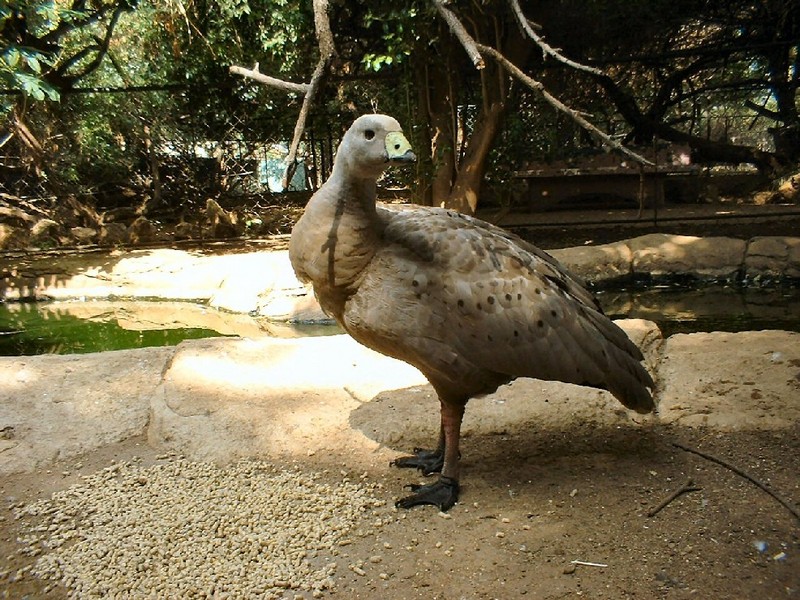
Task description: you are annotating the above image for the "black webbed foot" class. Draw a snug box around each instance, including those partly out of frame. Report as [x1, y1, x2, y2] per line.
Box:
[395, 476, 459, 511]
[391, 447, 444, 475]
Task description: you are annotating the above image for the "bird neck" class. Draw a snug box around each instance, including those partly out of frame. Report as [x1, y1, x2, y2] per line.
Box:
[293, 172, 384, 316]
[331, 176, 379, 220]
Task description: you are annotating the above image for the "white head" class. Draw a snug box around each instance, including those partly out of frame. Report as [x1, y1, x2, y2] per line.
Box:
[332, 114, 416, 180]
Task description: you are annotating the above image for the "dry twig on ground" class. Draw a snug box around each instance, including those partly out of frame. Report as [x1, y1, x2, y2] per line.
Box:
[647, 477, 702, 517]
[672, 441, 800, 522]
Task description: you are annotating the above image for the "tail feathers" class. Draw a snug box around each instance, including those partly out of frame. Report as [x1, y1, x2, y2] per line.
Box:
[606, 346, 656, 414]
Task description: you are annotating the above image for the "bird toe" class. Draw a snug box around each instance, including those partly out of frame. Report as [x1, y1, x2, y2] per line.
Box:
[391, 448, 444, 475]
[395, 477, 459, 511]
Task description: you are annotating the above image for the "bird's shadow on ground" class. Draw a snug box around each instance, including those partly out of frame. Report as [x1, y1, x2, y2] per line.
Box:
[350, 383, 674, 501]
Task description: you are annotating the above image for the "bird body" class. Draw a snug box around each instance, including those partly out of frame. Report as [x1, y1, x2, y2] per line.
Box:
[289, 114, 655, 510]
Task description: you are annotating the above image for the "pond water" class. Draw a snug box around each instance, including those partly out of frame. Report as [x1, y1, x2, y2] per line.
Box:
[0, 301, 338, 356]
[596, 282, 800, 337]
[0, 283, 798, 356]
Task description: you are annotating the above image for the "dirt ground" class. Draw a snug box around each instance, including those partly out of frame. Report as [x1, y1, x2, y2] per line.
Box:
[1, 203, 799, 599]
[1, 420, 798, 599]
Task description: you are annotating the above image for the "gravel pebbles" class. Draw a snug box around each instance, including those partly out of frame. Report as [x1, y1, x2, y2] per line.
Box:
[13, 458, 384, 598]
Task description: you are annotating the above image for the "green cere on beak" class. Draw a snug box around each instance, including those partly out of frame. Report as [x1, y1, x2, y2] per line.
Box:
[385, 131, 416, 162]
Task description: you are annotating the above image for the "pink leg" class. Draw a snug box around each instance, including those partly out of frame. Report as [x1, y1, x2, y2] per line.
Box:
[395, 400, 465, 511]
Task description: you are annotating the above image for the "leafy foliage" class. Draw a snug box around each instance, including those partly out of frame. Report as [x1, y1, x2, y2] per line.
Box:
[1, 0, 798, 224]
[1, 1, 63, 101]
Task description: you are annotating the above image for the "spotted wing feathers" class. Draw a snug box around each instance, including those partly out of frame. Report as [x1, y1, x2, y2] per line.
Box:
[343, 206, 654, 412]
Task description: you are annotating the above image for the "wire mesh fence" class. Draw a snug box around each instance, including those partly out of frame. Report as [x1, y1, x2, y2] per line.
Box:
[1, 85, 775, 221]
[0, 91, 348, 221]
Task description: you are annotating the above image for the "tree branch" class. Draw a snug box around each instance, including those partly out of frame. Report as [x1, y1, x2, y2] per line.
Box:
[283, 59, 328, 189]
[431, 0, 485, 69]
[281, 0, 336, 189]
[594, 71, 783, 172]
[506, 0, 604, 76]
[228, 65, 310, 94]
[745, 98, 781, 121]
[475, 43, 653, 166]
[432, 3, 651, 166]
[52, 2, 128, 88]
[229, 0, 336, 191]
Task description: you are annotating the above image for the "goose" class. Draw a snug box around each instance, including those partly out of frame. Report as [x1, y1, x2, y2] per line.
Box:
[289, 114, 655, 510]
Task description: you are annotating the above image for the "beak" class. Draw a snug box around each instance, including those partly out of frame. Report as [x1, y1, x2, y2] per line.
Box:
[385, 131, 416, 163]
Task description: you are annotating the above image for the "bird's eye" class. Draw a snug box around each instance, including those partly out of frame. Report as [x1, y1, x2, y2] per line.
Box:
[364, 129, 375, 140]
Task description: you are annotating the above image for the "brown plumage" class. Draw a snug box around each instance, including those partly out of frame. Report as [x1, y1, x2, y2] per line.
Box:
[289, 114, 655, 511]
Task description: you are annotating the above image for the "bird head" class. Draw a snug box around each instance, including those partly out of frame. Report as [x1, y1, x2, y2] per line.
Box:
[334, 114, 416, 180]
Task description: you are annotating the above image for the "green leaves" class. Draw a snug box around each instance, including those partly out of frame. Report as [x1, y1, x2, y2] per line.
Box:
[1, 45, 61, 101]
[362, 52, 393, 72]
[1, 0, 67, 102]
[360, 6, 417, 72]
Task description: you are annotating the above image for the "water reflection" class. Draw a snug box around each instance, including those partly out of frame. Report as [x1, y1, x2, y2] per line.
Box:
[597, 284, 800, 337]
[0, 301, 340, 356]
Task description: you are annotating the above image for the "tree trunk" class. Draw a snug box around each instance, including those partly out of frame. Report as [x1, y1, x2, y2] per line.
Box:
[141, 124, 162, 214]
[416, 58, 457, 207]
[764, 42, 800, 164]
[444, 100, 505, 214]
[424, 22, 530, 215]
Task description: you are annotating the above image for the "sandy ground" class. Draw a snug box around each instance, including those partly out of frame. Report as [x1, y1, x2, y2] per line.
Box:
[1, 204, 799, 599]
[2, 405, 798, 599]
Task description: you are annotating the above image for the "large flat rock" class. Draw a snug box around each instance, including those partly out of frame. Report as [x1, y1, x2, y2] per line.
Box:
[148, 335, 426, 468]
[656, 330, 800, 428]
[1, 323, 798, 476]
[0, 347, 175, 474]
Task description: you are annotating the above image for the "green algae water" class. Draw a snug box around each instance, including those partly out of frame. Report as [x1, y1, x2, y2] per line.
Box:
[0, 301, 341, 356]
[0, 303, 227, 356]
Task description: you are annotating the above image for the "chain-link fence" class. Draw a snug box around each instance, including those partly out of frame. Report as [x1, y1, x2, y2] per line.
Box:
[1, 86, 776, 221]
[0, 90, 349, 223]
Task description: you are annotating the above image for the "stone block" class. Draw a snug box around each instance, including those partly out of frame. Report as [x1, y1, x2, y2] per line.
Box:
[0, 347, 175, 475]
[745, 236, 800, 279]
[629, 233, 745, 279]
[148, 336, 426, 466]
[656, 330, 800, 429]
[550, 241, 632, 283]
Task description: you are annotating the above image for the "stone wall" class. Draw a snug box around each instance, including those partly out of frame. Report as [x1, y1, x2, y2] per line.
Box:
[550, 233, 800, 285]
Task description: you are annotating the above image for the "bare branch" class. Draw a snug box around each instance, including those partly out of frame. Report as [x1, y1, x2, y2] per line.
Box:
[475, 43, 653, 166]
[744, 98, 780, 121]
[280, 0, 336, 189]
[54, 2, 128, 87]
[431, 3, 651, 166]
[283, 59, 328, 189]
[229, 0, 337, 190]
[431, 0, 485, 69]
[228, 65, 310, 94]
[12, 112, 43, 155]
[507, 0, 604, 76]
